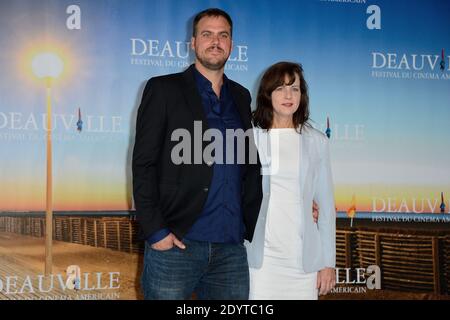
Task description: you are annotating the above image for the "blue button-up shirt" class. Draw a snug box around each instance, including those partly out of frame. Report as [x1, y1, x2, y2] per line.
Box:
[184, 67, 245, 243]
[147, 67, 246, 245]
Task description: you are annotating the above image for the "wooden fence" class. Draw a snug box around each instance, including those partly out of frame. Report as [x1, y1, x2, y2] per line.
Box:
[336, 229, 449, 295]
[0, 215, 143, 254]
[0, 215, 449, 294]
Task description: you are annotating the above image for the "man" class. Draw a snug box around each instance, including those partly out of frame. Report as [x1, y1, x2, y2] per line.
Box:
[132, 8, 262, 300]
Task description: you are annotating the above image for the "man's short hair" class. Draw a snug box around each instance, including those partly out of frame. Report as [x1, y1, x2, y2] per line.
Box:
[192, 8, 233, 38]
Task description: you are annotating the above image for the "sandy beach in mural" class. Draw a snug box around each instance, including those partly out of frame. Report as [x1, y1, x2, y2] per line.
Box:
[0, 232, 143, 300]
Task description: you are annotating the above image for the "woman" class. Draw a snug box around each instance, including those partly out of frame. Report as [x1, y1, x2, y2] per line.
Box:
[245, 62, 336, 300]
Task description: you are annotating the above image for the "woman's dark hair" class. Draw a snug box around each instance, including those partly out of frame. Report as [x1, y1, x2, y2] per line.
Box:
[253, 61, 310, 132]
[193, 8, 233, 37]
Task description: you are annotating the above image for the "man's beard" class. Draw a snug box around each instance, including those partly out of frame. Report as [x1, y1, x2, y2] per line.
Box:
[195, 46, 229, 71]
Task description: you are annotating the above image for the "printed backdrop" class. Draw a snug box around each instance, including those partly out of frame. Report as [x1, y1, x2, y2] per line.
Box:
[1, 0, 449, 218]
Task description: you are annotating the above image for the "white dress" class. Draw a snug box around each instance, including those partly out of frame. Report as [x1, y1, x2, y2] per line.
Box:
[249, 128, 318, 300]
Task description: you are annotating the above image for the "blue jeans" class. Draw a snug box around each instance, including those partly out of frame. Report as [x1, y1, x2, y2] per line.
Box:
[141, 238, 249, 300]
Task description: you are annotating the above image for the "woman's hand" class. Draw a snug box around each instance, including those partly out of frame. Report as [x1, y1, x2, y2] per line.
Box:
[312, 201, 319, 223]
[317, 267, 336, 296]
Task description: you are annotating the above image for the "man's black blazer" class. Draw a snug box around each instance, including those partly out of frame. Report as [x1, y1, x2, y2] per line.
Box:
[132, 65, 262, 242]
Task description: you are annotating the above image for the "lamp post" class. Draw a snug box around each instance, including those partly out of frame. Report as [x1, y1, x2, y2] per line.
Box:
[31, 53, 63, 275]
